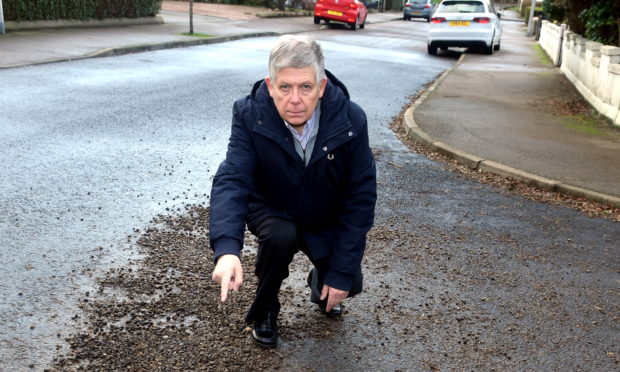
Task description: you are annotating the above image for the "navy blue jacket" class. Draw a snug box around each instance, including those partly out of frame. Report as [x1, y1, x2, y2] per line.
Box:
[209, 70, 377, 291]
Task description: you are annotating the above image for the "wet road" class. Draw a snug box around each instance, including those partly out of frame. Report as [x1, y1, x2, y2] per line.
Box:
[0, 21, 451, 370]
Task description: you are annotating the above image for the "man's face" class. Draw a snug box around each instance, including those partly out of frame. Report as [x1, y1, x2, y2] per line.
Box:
[265, 66, 327, 127]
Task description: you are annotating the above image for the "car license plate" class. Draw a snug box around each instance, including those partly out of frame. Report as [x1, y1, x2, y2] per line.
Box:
[327, 10, 343, 16]
[413, 11, 421, 15]
[449, 21, 471, 26]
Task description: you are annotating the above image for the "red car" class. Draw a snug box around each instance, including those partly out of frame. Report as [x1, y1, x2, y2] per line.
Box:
[314, 0, 368, 30]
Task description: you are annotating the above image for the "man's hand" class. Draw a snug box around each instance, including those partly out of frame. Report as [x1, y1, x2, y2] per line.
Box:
[320, 284, 349, 312]
[211, 254, 243, 302]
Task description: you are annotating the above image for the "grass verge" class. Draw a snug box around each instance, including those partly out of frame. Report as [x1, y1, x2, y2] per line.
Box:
[533, 43, 553, 65]
[180, 32, 214, 38]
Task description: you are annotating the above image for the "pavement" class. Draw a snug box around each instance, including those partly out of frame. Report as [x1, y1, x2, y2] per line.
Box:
[1, 5, 618, 207]
[407, 9, 620, 207]
[0, 3, 401, 68]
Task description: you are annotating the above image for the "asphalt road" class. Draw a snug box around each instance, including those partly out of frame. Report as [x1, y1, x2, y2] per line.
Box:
[1, 18, 618, 371]
[0, 21, 452, 370]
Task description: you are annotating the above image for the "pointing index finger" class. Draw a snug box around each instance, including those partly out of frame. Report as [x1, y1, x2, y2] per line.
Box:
[220, 274, 230, 302]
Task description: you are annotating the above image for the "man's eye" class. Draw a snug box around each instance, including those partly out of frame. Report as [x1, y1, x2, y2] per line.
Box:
[302, 84, 312, 90]
[280, 84, 289, 90]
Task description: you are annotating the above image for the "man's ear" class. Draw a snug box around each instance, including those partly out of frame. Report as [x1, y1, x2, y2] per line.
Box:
[319, 78, 327, 98]
[265, 76, 274, 98]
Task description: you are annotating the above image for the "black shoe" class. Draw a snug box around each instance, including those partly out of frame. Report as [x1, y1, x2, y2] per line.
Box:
[251, 312, 278, 348]
[319, 302, 343, 318]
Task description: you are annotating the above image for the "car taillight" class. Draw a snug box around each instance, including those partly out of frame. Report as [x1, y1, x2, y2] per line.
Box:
[473, 17, 491, 23]
[350, 2, 358, 9]
[424, 4, 431, 8]
[405, 3, 411, 7]
[431, 17, 446, 23]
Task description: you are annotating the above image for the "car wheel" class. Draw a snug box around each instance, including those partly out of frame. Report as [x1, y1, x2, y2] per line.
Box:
[360, 18, 365, 29]
[351, 16, 359, 30]
[485, 32, 497, 54]
[404, 15, 410, 21]
[426, 17, 431, 22]
[314, 16, 321, 25]
[427, 44, 438, 55]
[494, 41, 501, 51]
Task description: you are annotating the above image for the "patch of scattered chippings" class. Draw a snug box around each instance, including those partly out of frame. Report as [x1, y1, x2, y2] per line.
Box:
[48, 187, 618, 370]
[50, 206, 282, 371]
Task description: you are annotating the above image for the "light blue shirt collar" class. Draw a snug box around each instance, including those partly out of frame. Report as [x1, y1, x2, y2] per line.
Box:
[285, 105, 319, 151]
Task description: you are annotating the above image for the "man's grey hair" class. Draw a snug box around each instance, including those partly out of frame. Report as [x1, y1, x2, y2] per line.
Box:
[268, 34, 326, 84]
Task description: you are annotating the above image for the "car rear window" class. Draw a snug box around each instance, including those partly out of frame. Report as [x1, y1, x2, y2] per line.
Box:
[409, 0, 427, 4]
[438, 0, 485, 13]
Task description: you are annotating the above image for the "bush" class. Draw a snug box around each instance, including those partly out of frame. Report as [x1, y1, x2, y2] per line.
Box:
[542, 0, 565, 22]
[523, 6, 544, 25]
[520, 0, 532, 17]
[4, 0, 162, 21]
[579, 1, 618, 46]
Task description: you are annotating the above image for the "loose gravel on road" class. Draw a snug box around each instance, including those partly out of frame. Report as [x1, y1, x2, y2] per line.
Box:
[48, 97, 619, 371]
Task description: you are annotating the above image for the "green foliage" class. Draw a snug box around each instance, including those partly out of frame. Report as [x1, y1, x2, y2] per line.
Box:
[579, 1, 618, 45]
[523, 6, 544, 24]
[520, 0, 544, 18]
[542, 0, 566, 22]
[4, 0, 162, 21]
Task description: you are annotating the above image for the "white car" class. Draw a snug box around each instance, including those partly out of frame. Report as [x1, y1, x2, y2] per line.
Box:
[427, 0, 502, 55]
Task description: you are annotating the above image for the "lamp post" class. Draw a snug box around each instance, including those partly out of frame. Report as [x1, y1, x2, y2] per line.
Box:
[189, 0, 194, 34]
[527, 0, 536, 36]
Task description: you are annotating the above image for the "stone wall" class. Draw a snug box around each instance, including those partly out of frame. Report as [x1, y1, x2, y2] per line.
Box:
[539, 20, 620, 127]
[539, 20, 565, 66]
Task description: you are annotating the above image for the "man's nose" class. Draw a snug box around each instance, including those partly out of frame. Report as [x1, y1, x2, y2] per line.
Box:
[290, 88, 302, 104]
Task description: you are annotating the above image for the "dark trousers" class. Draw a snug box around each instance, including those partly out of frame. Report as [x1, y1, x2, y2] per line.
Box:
[245, 217, 362, 323]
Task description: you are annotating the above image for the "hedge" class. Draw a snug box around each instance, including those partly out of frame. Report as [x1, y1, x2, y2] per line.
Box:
[522, 6, 544, 25]
[4, 0, 162, 21]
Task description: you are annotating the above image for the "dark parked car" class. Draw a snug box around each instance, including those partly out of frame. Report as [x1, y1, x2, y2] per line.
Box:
[362, 0, 379, 9]
[404, 0, 435, 22]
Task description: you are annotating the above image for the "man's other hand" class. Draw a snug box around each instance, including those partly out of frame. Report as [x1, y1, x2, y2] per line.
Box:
[320, 284, 349, 312]
[212, 254, 243, 302]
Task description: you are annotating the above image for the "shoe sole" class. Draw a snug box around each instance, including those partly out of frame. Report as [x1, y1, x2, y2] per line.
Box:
[251, 333, 278, 348]
[319, 305, 342, 318]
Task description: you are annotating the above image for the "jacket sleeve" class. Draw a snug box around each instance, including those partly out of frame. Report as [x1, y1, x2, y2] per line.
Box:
[325, 104, 377, 291]
[209, 98, 258, 262]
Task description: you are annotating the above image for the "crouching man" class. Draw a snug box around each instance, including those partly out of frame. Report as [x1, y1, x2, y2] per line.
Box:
[209, 34, 377, 348]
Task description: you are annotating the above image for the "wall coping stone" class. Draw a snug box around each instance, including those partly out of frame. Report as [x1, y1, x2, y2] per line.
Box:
[601, 46, 620, 56]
